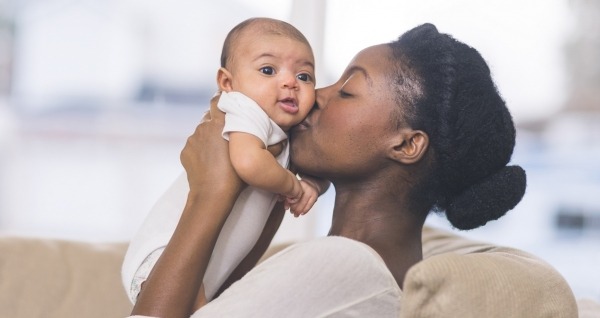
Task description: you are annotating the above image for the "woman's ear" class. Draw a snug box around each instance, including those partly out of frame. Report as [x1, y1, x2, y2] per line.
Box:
[216, 67, 234, 92]
[387, 129, 429, 164]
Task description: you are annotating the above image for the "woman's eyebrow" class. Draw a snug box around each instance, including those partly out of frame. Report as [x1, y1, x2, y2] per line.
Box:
[345, 66, 371, 85]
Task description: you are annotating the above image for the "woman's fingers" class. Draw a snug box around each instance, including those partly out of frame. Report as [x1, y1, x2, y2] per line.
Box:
[181, 93, 243, 196]
[209, 91, 225, 122]
[200, 110, 211, 123]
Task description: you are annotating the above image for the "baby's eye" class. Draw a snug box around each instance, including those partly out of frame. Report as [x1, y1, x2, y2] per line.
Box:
[260, 67, 275, 75]
[297, 73, 313, 83]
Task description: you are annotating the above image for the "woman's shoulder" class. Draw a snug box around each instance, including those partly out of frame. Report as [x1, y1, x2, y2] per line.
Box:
[270, 236, 385, 259]
[194, 236, 402, 318]
[266, 236, 399, 287]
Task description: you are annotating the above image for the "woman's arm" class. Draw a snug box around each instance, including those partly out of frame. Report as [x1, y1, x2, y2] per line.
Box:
[131, 97, 243, 318]
[214, 200, 286, 298]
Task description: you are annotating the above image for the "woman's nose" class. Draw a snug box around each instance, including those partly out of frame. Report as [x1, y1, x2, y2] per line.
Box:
[315, 85, 332, 110]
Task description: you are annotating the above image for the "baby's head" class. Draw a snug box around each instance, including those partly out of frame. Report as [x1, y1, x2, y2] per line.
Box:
[217, 18, 316, 131]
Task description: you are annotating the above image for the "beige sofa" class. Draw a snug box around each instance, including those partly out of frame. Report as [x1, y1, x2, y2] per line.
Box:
[0, 226, 597, 318]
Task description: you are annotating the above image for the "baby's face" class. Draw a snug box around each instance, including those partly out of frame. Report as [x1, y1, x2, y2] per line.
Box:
[226, 34, 316, 131]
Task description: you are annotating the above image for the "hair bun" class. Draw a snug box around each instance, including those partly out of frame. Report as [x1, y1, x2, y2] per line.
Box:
[446, 165, 526, 230]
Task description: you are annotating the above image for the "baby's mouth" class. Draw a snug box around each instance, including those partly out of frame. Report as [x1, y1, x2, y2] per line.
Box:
[279, 97, 297, 107]
[278, 97, 299, 114]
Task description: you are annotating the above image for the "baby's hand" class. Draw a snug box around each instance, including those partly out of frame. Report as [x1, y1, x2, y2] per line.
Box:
[280, 175, 302, 209]
[287, 180, 318, 217]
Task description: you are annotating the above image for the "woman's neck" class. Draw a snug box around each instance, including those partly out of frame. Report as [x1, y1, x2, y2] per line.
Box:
[328, 182, 425, 287]
[329, 181, 422, 236]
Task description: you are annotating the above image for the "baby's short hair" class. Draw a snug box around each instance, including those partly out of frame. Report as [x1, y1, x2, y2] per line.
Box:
[220, 17, 312, 68]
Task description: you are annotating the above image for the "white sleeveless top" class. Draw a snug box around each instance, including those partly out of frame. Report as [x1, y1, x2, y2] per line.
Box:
[192, 236, 402, 318]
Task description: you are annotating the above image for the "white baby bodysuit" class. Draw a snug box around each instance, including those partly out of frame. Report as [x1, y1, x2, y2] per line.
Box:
[121, 91, 289, 302]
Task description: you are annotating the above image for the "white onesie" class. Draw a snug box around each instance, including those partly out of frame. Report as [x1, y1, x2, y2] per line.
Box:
[121, 91, 289, 302]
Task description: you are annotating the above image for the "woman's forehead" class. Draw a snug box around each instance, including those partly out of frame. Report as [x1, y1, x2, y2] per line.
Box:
[343, 44, 394, 86]
[354, 44, 391, 61]
[347, 45, 392, 74]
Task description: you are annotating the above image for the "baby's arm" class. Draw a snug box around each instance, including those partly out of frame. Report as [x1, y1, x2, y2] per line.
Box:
[228, 131, 302, 199]
[301, 175, 331, 197]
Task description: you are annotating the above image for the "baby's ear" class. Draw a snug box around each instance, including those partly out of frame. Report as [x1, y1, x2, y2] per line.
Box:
[216, 67, 233, 92]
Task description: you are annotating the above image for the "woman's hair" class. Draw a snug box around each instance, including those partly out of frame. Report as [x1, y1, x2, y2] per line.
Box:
[388, 23, 526, 230]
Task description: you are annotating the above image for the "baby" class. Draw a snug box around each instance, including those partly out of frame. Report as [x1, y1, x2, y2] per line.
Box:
[122, 17, 328, 306]
[216, 17, 321, 216]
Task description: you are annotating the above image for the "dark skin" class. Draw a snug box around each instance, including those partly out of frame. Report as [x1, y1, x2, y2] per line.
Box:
[131, 96, 287, 316]
[132, 44, 431, 317]
[291, 44, 430, 287]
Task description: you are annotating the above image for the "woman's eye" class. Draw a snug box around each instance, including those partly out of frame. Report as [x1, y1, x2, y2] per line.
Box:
[260, 67, 275, 75]
[339, 90, 352, 98]
[297, 73, 313, 83]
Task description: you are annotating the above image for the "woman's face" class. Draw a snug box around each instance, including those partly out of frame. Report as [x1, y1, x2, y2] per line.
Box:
[290, 44, 402, 180]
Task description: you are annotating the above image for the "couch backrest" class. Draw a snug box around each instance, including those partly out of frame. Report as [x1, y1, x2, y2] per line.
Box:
[0, 236, 132, 318]
[0, 228, 586, 318]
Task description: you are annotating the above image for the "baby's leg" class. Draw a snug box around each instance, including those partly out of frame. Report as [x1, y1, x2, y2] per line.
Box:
[129, 247, 164, 303]
[201, 186, 276, 300]
[123, 172, 277, 304]
[122, 172, 188, 303]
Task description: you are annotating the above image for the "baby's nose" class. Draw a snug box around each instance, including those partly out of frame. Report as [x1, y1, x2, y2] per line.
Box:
[281, 72, 298, 89]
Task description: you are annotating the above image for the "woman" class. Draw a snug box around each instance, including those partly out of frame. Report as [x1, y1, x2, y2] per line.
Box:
[131, 23, 526, 317]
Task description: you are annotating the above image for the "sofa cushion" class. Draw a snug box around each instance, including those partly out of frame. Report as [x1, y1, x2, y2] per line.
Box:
[0, 236, 132, 318]
[400, 227, 579, 317]
[578, 298, 600, 318]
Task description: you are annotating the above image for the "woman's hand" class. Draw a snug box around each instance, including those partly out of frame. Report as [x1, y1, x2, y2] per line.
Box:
[180, 93, 244, 200]
[132, 93, 245, 318]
